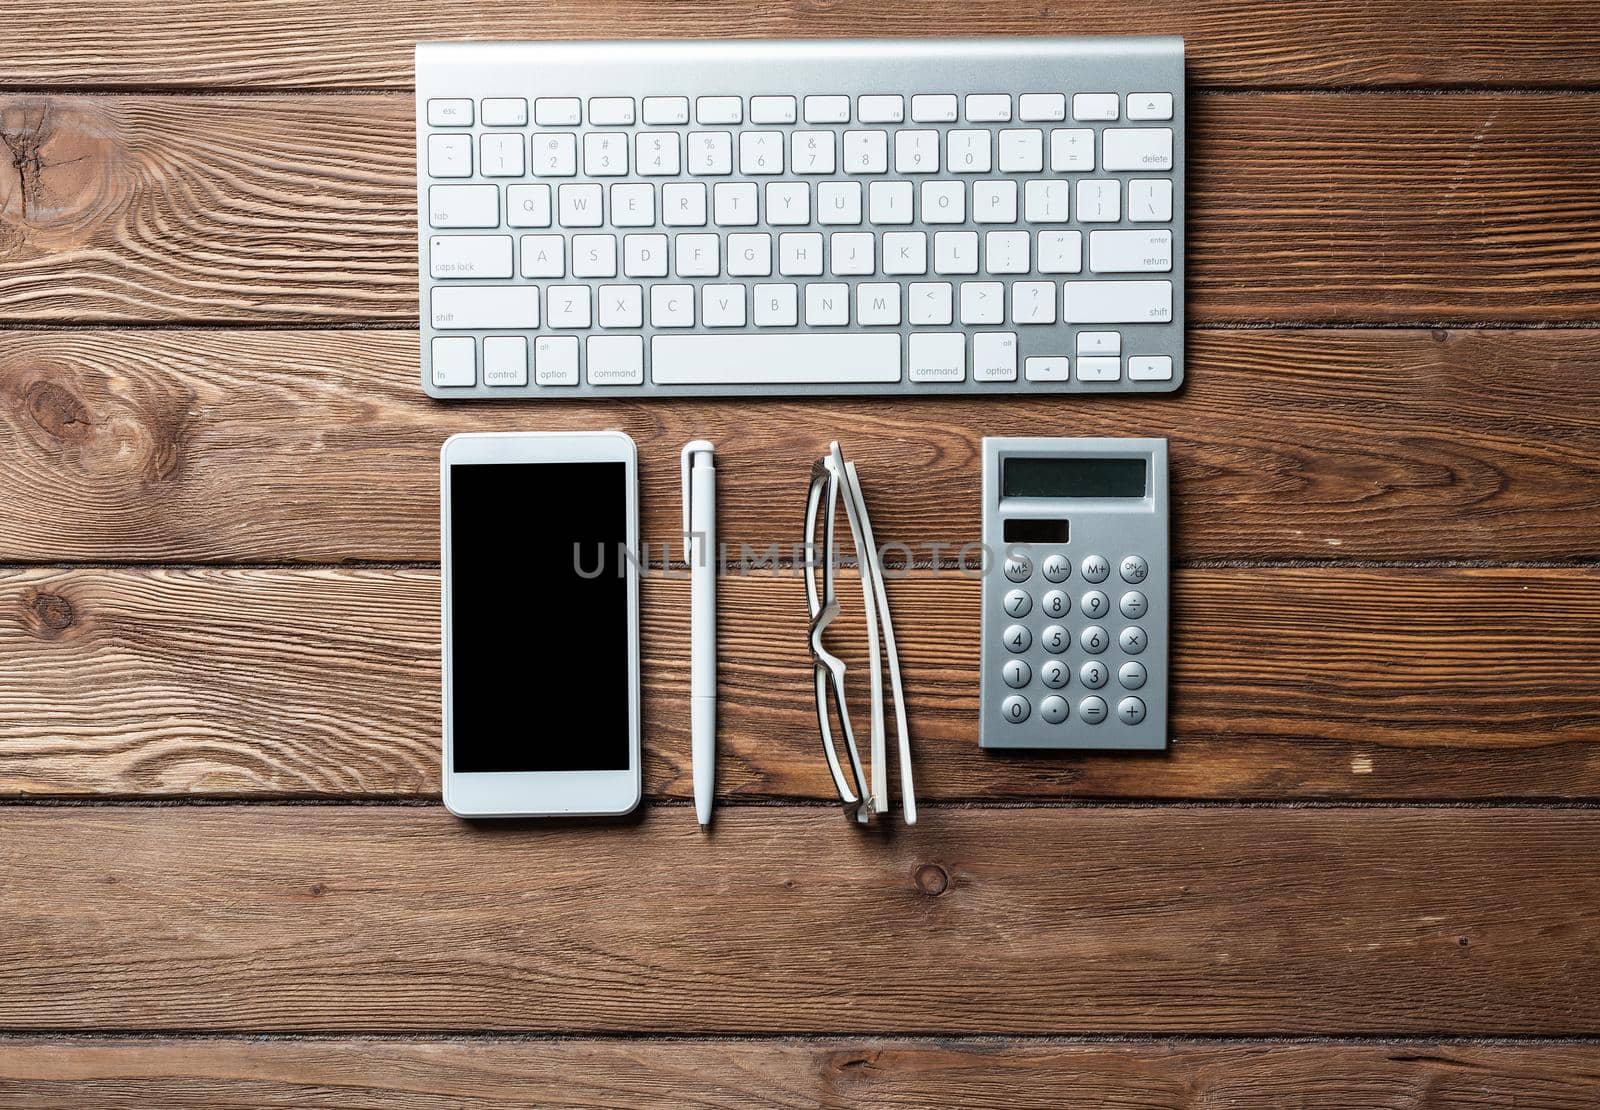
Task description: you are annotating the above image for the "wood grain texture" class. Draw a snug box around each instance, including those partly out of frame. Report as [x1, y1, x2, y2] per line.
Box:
[4, 565, 1597, 801]
[3, 94, 1599, 324]
[3, 1037, 1600, 1108]
[3, 805, 1598, 1034]
[4, 328, 1600, 564]
[2, 0, 1599, 90]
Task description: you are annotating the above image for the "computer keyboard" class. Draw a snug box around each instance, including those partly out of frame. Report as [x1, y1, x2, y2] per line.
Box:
[416, 37, 1185, 398]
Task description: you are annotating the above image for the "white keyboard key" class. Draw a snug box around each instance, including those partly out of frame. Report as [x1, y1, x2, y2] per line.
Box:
[868, 181, 913, 225]
[1024, 179, 1070, 223]
[985, 230, 1029, 275]
[431, 336, 475, 386]
[750, 96, 798, 124]
[481, 98, 528, 126]
[818, 181, 862, 225]
[479, 133, 525, 177]
[883, 231, 928, 275]
[428, 184, 497, 228]
[652, 334, 901, 384]
[959, 281, 1003, 324]
[858, 94, 904, 123]
[843, 130, 889, 174]
[520, 234, 565, 277]
[1077, 356, 1121, 382]
[766, 182, 811, 225]
[997, 129, 1043, 173]
[546, 284, 592, 328]
[965, 94, 1012, 122]
[1050, 128, 1095, 172]
[909, 281, 953, 325]
[972, 181, 1017, 223]
[946, 129, 992, 173]
[1012, 280, 1056, 324]
[1038, 230, 1083, 274]
[1129, 355, 1174, 381]
[791, 130, 836, 174]
[535, 98, 582, 126]
[804, 95, 851, 124]
[558, 183, 603, 227]
[702, 284, 747, 328]
[713, 182, 759, 226]
[921, 180, 965, 224]
[610, 183, 655, 228]
[624, 233, 669, 277]
[739, 131, 784, 175]
[535, 336, 580, 386]
[598, 283, 644, 328]
[571, 233, 617, 277]
[637, 132, 682, 176]
[1018, 93, 1065, 122]
[1103, 128, 1174, 172]
[587, 336, 645, 386]
[894, 130, 940, 174]
[696, 96, 742, 124]
[428, 134, 471, 178]
[588, 97, 635, 125]
[507, 184, 552, 228]
[911, 94, 957, 122]
[829, 232, 875, 275]
[779, 232, 824, 275]
[935, 231, 979, 275]
[688, 131, 734, 176]
[1129, 178, 1174, 222]
[1076, 179, 1121, 223]
[1127, 92, 1174, 121]
[532, 133, 578, 176]
[754, 282, 799, 326]
[432, 286, 539, 329]
[1077, 331, 1120, 355]
[974, 332, 1018, 381]
[908, 332, 965, 382]
[675, 233, 720, 276]
[1072, 92, 1119, 121]
[651, 284, 695, 327]
[663, 182, 708, 227]
[583, 132, 628, 176]
[728, 232, 773, 276]
[1025, 356, 1070, 382]
[483, 336, 528, 387]
[856, 282, 901, 325]
[805, 283, 850, 326]
[642, 96, 689, 125]
[1063, 280, 1172, 323]
[1090, 229, 1173, 273]
[430, 234, 513, 280]
[428, 99, 472, 127]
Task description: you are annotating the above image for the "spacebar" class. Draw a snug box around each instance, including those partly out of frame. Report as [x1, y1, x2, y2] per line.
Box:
[652, 334, 902, 384]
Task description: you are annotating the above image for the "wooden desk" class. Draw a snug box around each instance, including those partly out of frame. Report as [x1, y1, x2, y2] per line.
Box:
[2, 3, 1599, 1104]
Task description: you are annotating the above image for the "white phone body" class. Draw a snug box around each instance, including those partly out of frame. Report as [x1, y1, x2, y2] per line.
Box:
[440, 431, 642, 818]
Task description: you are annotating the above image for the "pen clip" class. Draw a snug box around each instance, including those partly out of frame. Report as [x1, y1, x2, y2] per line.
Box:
[680, 439, 715, 561]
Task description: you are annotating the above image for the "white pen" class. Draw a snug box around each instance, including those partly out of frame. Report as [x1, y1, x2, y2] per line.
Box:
[681, 441, 717, 827]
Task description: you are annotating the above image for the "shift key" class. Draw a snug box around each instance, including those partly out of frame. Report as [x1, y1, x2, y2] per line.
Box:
[431, 286, 540, 329]
[1063, 280, 1172, 324]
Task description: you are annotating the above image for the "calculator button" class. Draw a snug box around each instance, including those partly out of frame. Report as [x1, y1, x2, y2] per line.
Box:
[1002, 694, 1031, 723]
[1041, 590, 1070, 619]
[1079, 696, 1109, 724]
[1081, 590, 1110, 619]
[1003, 588, 1033, 617]
[1040, 695, 1070, 724]
[1120, 555, 1149, 583]
[1119, 590, 1148, 619]
[1041, 624, 1070, 654]
[1080, 659, 1108, 689]
[1041, 659, 1070, 689]
[1119, 626, 1147, 654]
[1117, 696, 1147, 725]
[1081, 554, 1110, 582]
[1003, 623, 1032, 653]
[1081, 625, 1109, 654]
[1004, 554, 1034, 582]
[1118, 661, 1147, 689]
[1003, 658, 1032, 688]
[1042, 554, 1071, 582]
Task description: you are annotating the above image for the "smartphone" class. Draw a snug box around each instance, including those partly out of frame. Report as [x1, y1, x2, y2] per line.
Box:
[440, 431, 642, 817]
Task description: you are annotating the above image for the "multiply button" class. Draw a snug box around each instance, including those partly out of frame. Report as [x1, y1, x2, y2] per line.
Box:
[1079, 696, 1109, 724]
[1003, 624, 1032, 653]
[1118, 661, 1147, 689]
[1117, 696, 1146, 725]
[1040, 695, 1070, 724]
[1119, 626, 1146, 654]
[1041, 590, 1070, 619]
[1081, 554, 1110, 583]
[1003, 659, 1031, 688]
[1042, 554, 1071, 582]
[1119, 590, 1147, 619]
[1120, 555, 1148, 583]
[1081, 590, 1109, 619]
[1004, 553, 1034, 582]
[1041, 659, 1070, 689]
[1080, 659, 1108, 689]
[1002, 695, 1031, 723]
[1003, 589, 1032, 617]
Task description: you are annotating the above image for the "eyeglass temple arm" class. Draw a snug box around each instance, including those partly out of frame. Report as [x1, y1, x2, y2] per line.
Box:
[806, 461, 870, 817]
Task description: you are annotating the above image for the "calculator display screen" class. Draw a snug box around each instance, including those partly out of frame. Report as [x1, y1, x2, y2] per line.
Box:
[1003, 457, 1147, 499]
[449, 461, 629, 773]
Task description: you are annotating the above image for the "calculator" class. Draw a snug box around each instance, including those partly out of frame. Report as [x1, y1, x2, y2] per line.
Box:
[978, 437, 1168, 750]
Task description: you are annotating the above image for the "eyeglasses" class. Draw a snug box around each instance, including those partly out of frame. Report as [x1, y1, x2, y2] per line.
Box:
[804, 442, 916, 825]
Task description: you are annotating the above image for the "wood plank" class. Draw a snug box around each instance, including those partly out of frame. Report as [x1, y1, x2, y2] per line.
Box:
[3, 328, 1599, 564]
[3, 565, 1596, 801]
[3, 1037, 1599, 1108]
[2, 805, 1597, 1033]
[2, 0, 1598, 90]
[2, 94, 1599, 324]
